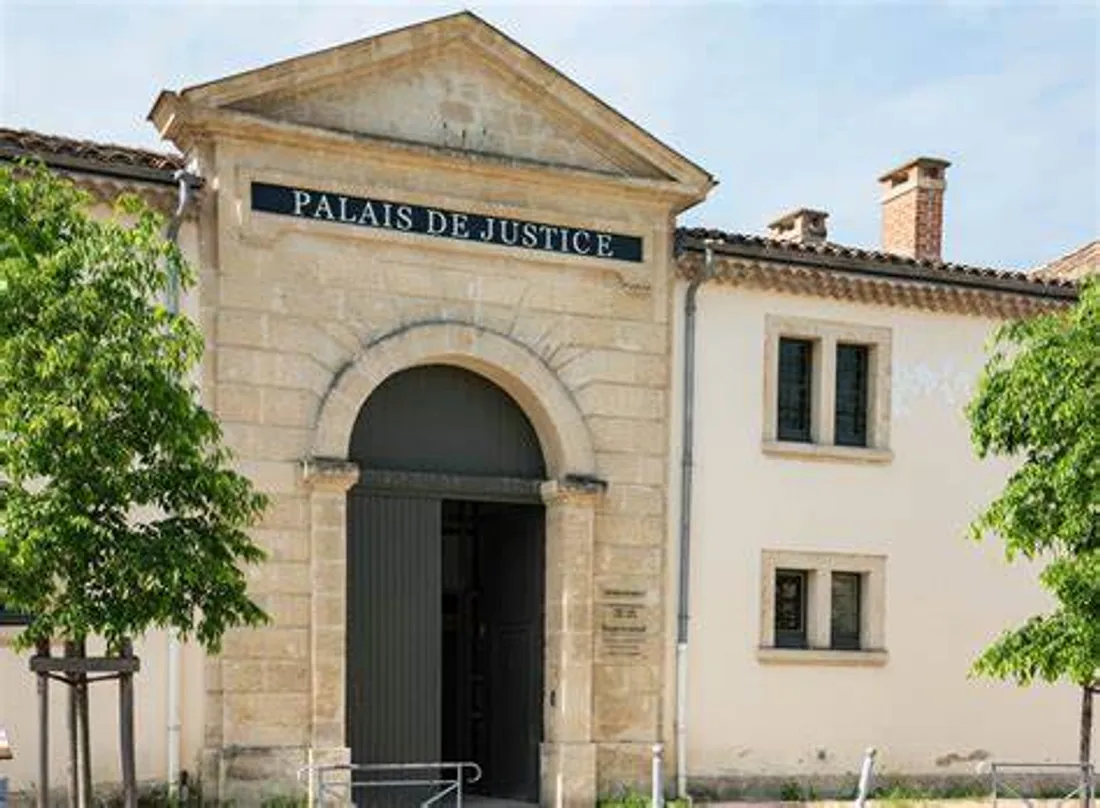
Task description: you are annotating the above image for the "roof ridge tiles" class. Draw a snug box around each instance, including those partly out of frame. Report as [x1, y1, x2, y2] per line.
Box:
[0, 126, 184, 174]
[676, 226, 1077, 292]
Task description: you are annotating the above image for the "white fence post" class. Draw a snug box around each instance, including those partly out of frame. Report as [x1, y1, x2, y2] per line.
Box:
[855, 747, 877, 808]
[652, 743, 665, 808]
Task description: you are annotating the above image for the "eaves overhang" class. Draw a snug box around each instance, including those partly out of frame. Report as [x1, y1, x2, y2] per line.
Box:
[676, 229, 1078, 304]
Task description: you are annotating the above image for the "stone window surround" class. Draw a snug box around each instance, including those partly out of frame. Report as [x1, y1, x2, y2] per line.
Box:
[757, 549, 888, 667]
[762, 315, 893, 464]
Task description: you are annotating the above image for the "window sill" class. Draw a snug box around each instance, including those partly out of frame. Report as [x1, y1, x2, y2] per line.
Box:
[756, 647, 888, 667]
[762, 441, 893, 465]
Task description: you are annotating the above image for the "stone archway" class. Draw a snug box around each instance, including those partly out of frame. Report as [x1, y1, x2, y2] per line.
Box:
[313, 322, 596, 477]
[300, 321, 602, 807]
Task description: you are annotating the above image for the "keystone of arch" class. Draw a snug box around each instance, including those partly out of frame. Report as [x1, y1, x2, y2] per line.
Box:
[312, 322, 596, 479]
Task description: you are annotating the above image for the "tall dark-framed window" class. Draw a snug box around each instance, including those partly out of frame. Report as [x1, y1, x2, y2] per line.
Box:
[777, 338, 814, 442]
[835, 344, 870, 447]
[774, 569, 808, 648]
[830, 572, 862, 650]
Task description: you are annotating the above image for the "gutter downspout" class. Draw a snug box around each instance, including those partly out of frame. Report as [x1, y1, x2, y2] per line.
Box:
[675, 243, 714, 800]
[164, 168, 196, 797]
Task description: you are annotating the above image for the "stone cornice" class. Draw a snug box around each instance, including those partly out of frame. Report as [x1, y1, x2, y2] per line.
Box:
[152, 97, 703, 212]
[540, 477, 607, 507]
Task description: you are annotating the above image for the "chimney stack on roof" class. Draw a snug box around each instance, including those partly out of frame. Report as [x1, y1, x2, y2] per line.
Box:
[767, 208, 829, 245]
[879, 156, 950, 262]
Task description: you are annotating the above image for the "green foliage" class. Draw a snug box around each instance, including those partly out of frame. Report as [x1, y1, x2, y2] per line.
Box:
[94, 781, 307, 806]
[0, 162, 268, 653]
[597, 788, 689, 808]
[966, 275, 1098, 690]
[778, 781, 803, 802]
[259, 797, 308, 808]
[870, 777, 989, 802]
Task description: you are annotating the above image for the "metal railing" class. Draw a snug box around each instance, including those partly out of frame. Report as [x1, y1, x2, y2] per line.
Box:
[991, 762, 1095, 808]
[299, 761, 482, 807]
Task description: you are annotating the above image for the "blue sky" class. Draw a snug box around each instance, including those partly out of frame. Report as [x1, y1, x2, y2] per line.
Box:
[1, 1, 1095, 270]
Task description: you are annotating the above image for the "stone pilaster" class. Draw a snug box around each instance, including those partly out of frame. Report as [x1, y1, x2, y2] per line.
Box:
[201, 457, 358, 804]
[541, 478, 603, 808]
[302, 456, 359, 796]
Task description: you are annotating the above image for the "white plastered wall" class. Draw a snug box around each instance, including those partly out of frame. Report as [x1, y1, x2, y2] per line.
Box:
[672, 281, 1078, 779]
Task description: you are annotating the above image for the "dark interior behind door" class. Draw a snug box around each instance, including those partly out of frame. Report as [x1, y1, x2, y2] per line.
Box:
[476, 503, 545, 802]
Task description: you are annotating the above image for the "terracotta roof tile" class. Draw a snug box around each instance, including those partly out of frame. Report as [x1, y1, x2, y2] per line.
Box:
[1031, 240, 1099, 281]
[677, 226, 1077, 299]
[0, 127, 185, 183]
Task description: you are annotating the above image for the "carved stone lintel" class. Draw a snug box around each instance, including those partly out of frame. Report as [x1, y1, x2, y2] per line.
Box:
[541, 475, 607, 507]
[301, 456, 360, 493]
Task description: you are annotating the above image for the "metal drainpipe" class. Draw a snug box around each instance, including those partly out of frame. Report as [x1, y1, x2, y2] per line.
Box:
[164, 168, 196, 797]
[675, 243, 713, 801]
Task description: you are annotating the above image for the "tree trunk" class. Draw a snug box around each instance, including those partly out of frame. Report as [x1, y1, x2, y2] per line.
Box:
[65, 641, 79, 808]
[118, 638, 137, 808]
[76, 638, 92, 807]
[36, 639, 50, 808]
[1082, 684, 1094, 808]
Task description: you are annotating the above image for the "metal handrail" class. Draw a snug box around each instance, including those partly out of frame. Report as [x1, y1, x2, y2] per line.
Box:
[299, 760, 483, 807]
[991, 761, 1096, 808]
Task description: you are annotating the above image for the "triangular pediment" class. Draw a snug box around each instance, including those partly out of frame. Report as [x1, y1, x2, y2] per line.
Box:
[159, 12, 713, 195]
[228, 43, 643, 177]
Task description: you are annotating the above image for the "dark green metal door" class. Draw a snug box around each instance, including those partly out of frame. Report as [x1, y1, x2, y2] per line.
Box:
[346, 491, 441, 804]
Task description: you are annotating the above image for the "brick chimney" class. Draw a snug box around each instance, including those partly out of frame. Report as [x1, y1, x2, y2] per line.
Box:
[879, 157, 950, 261]
[768, 208, 829, 245]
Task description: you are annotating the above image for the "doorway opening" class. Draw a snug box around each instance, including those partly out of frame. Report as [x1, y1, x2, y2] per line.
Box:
[346, 365, 548, 806]
[441, 500, 544, 801]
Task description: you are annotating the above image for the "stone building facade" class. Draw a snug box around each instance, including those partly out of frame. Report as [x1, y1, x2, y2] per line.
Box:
[0, 10, 1084, 806]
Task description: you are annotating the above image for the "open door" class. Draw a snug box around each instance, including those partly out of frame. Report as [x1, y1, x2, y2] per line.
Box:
[347, 490, 441, 806]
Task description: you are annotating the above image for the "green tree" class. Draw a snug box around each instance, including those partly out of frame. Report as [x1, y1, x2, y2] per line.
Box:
[0, 163, 268, 801]
[967, 276, 1098, 792]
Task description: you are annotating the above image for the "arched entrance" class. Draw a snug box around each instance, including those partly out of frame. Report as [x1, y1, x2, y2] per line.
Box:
[346, 364, 547, 803]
